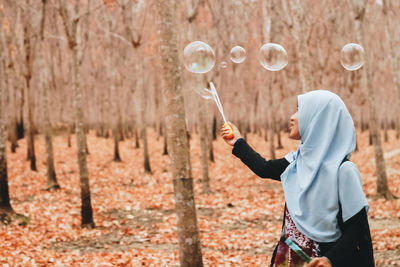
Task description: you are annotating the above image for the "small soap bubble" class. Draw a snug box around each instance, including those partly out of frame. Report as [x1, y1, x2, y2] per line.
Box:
[258, 43, 288, 71]
[183, 41, 216, 74]
[230, 46, 246, 64]
[340, 43, 365, 71]
[220, 61, 228, 69]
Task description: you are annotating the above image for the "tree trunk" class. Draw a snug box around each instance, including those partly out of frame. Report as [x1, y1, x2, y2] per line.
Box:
[286, 0, 313, 92]
[73, 43, 94, 227]
[163, 124, 168, 155]
[141, 127, 151, 173]
[277, 122, 283, 149]
[157, 0, 203, 265]
[111, 80, 121, 162]
[39, 0, 59, 190]
[351, 0, 393, 199]
[199, 103, 211, 193]
[135, 129, 140, 148]
[384, 120, 389, 143]
[113, 128, 121, 162]
[268, 81, 276, 159]
[208, 125, 214, 163]
[0, 24, 14, 217]
[383, 1, 400, 144]
[23, 20, 37, 171]
[67, 124, 72, 148]
[60, 0, 95, 227]
[212, 116, 217, 140]
[10, 119, 18, 153]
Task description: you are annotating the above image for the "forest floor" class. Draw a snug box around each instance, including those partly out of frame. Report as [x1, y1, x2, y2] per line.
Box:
[0, 129, 399, 266]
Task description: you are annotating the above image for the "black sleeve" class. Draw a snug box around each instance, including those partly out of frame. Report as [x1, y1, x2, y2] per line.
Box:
[324, 208, 371, 267]
[232, 138, 289, 181]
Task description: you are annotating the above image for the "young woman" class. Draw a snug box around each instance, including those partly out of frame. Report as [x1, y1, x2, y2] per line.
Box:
[221, 90, 374, 267]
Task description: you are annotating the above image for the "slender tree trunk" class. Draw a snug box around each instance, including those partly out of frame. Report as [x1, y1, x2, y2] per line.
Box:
[23, 24, 37, 171]
[10, 119, 18, 153]
[0, 24, 14, 217]
[163, 123, 168, 155]
[268, 81, 276, 159]
[208, 125, 214, 163]
[351, 0, 393, 199]
[113, 128, 121, 162]
[109, 71, 121, 162]
[142, 127, 151, 173]
[138, 63, 151, 174]
[60, 0, 95, 227]
[212, 116, 217, 140]
[199, 103, 211, 193]
[73, 44, 94, 227]
[67, 124, 72, 148]
[39, 0, 59, 190]
[18, 95, 24, 140]
[135, 128, 140, 148]
[383, 1, 400, 143]
[384, 119, 389, 143]
[157, 1, 203, 265]
[286, 0, 313, 92]
[277, 122, 283, 149]
[26, 82, 36, 171]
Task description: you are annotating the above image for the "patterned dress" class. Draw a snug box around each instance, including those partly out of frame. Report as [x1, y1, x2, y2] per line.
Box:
[273, 206, 320, 267]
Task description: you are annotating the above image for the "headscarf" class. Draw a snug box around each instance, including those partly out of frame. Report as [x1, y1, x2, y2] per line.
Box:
[281, 90, 369, 242]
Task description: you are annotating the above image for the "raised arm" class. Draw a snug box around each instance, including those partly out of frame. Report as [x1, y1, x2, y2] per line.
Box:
[232, 138, 289, 180]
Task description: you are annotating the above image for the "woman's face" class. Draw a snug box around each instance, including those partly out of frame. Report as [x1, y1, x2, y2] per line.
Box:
[289, 111, 301, 140]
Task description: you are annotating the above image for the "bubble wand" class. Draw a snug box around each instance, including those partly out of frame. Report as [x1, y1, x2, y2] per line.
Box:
[209, 82, 234, 140]
[285, 238, 312, 263]
[209, 82, 227, 123]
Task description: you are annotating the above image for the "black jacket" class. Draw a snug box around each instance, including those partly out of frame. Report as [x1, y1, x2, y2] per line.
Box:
[232, 138, 375, 267]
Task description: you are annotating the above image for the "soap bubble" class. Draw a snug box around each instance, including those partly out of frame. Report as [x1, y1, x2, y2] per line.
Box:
[220, 61, 228, 69]
[340, 43, 365, 71]
[258, 43, 288, 71]
[194, 87, 213, 101]
[183, 41, 215, 74]
[230, 46, 246, 63]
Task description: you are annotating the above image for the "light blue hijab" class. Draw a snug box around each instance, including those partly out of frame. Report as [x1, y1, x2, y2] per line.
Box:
[281, 90, 369, 243]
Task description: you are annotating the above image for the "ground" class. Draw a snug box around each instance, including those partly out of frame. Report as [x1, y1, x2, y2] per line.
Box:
[0, 129, 399, 266]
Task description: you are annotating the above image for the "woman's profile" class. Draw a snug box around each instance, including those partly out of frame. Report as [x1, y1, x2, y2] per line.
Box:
[221, 90, 375, 267]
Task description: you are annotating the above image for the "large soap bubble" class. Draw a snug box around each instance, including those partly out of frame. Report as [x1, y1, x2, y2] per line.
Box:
[340, 43, 365, 71]
[258, 43, 288, 71]
[230, 46, 246, 63]
[183, 41, 215, 74]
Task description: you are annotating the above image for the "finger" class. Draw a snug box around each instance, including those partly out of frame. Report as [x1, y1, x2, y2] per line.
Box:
[305, 259, 317, 267]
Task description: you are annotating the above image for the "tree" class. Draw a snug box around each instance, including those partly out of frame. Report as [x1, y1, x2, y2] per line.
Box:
[157, 0, 203, 265]
[349, 0, 394, 199]
[59, 0, 95, 227]
[382, 0, 400, 140]
[0, 8, 14, 220]
[21, 0, 39, 171]
[39, 0, 60, 190]
[121, 0, 151, 173]
[283, 0, 313, 92]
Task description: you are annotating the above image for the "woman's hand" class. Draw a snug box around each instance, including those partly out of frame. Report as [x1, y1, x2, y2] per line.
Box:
[220, 122, 242, 146]
[304, 257, 332, 267]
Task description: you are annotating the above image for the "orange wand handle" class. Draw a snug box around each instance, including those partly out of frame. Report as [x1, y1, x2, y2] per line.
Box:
[223, 123, 234, 140]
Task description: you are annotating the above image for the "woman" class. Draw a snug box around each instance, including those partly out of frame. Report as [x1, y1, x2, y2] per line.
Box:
[221, 90, 374, 267]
